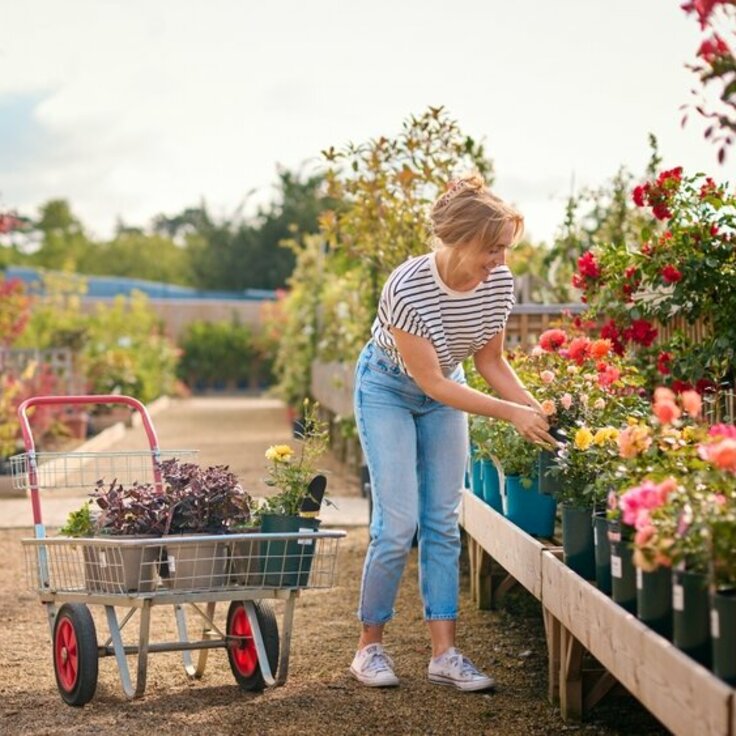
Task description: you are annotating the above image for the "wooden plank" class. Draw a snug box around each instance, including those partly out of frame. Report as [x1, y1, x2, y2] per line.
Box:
[461, 489, 546, 598]
[560, 626, 584, 720]
[542, 553, 732, 736]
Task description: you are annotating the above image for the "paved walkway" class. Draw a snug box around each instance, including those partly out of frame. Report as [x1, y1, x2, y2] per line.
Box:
[1, 397, 368, 529]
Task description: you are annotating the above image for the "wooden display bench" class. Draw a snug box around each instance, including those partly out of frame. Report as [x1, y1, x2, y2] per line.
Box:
[460, 489, 735, 736]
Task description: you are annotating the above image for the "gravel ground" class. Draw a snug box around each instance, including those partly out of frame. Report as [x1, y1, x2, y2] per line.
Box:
[0, 397, 669, 735]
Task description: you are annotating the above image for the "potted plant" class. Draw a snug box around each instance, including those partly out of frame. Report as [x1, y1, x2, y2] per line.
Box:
[254, 400, 330, 587]
[91, 479, 171, 593]
[157, 459, 253, 590]
[483, 418, 555, 537]
[468, 415, 502, 511]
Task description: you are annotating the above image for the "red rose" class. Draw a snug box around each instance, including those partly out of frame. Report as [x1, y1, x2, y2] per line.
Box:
[539, 329, 567, 352]
[700, 177, 717, 199]
[632, 185, 648, 207]
[623, 319, 657, 347]
[577, 251, 601, 279]
[567, 336, 591, 365]
[600, 319, 625, 355]
[652, 203, 673, 221]
[671, 379, 694, 394]
[657, 351, 672, 375]
[661, 265, 683, 284]
[710, 224, 719, 236]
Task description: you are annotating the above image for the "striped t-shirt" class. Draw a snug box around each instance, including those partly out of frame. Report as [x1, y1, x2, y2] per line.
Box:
[371, 251, 515, 375]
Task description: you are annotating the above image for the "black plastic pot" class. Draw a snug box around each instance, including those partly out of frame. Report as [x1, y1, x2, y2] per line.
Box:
[711, 588, 736, 685]
[593, 512, 612, 595]
[537, 449, 559, 496]
[561, 505, 595, 580]
[608, 520, 637, 614]
[672, 569, 712, 668]
[636, 566, 673, 640]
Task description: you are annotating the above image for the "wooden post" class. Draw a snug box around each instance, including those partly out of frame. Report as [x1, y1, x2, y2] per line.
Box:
[543, 608, 561, 705]
[559, 625, 584, 721]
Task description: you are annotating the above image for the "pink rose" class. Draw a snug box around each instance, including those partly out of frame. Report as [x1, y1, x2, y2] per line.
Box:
[560, 393, 573, 410]
[540, 370, 555, 384]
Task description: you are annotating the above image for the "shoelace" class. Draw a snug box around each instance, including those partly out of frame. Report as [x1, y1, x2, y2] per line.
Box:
[444, 653, 483, 679]
[363, 648, 395, 673]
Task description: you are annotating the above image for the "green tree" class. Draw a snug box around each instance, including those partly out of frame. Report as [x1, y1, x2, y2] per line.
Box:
[31, 199, 92, 271]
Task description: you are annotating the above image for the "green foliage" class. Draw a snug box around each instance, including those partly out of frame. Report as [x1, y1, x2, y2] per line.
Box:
[472, 417, 539, 480]
[177, 319, 257, 386]
[255, 400, 329, 519]
[272, 106, 494, 405]
[60, 502, 95, 538]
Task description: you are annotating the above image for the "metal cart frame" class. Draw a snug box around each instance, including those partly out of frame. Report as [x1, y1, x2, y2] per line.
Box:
[14, 395, 346, 704]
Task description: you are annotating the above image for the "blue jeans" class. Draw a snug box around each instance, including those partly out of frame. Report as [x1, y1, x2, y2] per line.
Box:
[353, 341, 468, 624]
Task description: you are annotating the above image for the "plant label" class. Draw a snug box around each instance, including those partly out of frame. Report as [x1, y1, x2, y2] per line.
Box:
[711, 609, 720, 639]
[636, 567, 643, 590]
[167, 554, 176, 573]
[611, 554, 622, 579]
[593, 525, 598, 546]
[297, 528, 314, 546]
[673, 583, 684, 611]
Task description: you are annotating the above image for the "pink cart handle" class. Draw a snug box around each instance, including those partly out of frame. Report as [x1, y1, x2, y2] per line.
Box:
[17, 395, 162, 526]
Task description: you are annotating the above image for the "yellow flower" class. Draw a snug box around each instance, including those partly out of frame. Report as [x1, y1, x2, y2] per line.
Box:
[574, 427, 594, 451]
[265, 444, 294, 463]
[593, 426, 619, 446]
[682, 426, 698, 442]
[626, 416, 639, 426]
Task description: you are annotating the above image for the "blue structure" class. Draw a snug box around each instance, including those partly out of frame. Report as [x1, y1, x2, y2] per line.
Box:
[3, 266, 277, 302]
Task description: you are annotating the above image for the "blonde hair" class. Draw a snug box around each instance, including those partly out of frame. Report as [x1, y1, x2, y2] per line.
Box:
[430, 172, 524, 252]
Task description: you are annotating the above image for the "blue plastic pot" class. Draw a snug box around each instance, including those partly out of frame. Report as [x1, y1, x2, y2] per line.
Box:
[470, 457, 484, 497]
[480, 460, 503, 512]
[504, 475, 557, 537]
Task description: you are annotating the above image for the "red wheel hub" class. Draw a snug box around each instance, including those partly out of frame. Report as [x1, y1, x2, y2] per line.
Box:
[55, 617, 79, 692]
[229, 606, 257, 677]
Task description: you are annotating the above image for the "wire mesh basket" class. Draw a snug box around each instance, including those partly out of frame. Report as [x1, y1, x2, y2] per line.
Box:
[23, 531, 342, 595]
[9, 449, 199, 493]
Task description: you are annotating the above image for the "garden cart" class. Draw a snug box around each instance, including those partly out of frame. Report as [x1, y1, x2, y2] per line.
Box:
[13, 394, 345, 706]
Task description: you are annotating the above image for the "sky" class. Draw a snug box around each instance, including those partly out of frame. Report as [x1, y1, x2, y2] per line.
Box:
[0, 0, 731, 245]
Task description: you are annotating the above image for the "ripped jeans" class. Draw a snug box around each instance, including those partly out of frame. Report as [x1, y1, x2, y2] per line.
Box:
[353, 341, 468, 624]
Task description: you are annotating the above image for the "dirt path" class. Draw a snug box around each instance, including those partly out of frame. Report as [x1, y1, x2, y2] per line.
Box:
[0, 398, 668, 735]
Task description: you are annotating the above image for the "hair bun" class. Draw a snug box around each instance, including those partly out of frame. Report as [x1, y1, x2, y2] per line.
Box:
[434, 172, 485, 210]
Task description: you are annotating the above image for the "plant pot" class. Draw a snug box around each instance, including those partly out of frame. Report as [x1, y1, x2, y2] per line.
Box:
[672, 569, 712, 667]
[470, 457, 484, 497]
[593, 511, 612, 595]
[711, 588, 736, 686]
[260, 514, 320, 588]
[608, 520, 637, 614]
[83, 538, 160, 593]
[63, 412, 89, 441]
[561, 505, 595, 580]
[537, 449, 559, 496]
[504, 475, 557, 538]
[480, 460, 503, 512]
[88, 406, 131, 434]
[160, 536, 229, 591]
[227, 528, 264, 587]
[636, 566, 673, 640]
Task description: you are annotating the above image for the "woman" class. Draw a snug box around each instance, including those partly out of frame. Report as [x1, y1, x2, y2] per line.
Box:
[350, 173, 554, 691]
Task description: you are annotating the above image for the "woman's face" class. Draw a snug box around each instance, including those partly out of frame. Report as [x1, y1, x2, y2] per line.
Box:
[460, 221, 514, 278]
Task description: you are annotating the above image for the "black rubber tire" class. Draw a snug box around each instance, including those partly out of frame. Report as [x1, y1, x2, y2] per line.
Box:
[52, 603, 99, 706]
[226, 600, 280, 692]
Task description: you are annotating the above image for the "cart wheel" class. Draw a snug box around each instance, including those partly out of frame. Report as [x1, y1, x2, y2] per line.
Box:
[226, 601, 279, 692]
[53, 603, 98, 707]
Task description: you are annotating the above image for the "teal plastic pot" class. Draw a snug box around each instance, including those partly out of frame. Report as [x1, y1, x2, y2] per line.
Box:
[593, 512, 612, 595]
[505, 475, 557, 538]
[260, 515, 320, 588]
[470, 458, 484, 497]
[561, 505, 595, 580]
[711, 589, 736, 685]
[673, 569, 712, 667]
[608, 521, 637, 614]
[480, 460, 503, 512]
[636, 566, 673, 640]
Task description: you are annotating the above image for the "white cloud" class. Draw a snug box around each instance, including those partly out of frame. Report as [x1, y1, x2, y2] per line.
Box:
[0, 0, 724, 240]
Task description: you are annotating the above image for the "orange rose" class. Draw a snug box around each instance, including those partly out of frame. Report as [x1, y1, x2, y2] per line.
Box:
[654, 399, 681, 425]
[681, 390, 702, 418]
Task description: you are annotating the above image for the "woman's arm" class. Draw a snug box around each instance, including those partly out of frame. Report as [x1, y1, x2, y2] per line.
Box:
[473, 330, 544, 412]
[390, 327, 554, 446]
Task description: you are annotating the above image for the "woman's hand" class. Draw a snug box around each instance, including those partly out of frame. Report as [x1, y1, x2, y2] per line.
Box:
[509, 404, 557, 447]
